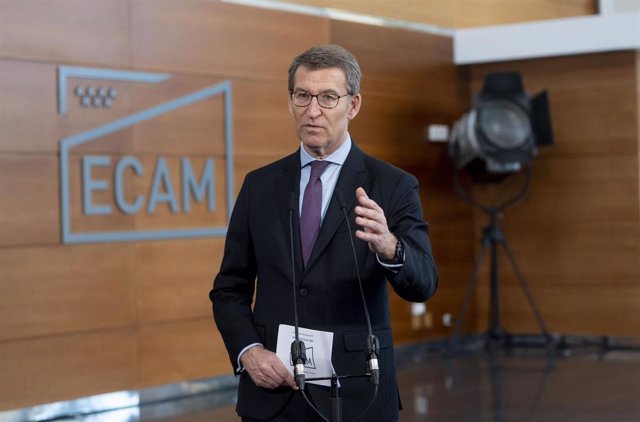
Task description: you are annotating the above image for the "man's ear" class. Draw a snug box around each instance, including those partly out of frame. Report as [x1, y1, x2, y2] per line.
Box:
[348, 93, 362, 120]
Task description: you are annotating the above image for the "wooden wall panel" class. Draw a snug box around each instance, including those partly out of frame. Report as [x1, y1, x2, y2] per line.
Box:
[0, 154, 59, 246]
[0, 0, 131, 66]
[0, 329, 138, 410]
[0, 61, 61, 153]
[130, 75, 227, 156]
[429, 220, 477, 285]
[130, 0, 330, 80]
[233, 79, 299, 159]
[416, 158, 479, 328]
[477, 155, 638, 223]
[476, 285, 640, 337]
[409, 156, 475, 224]
[0, 244, 137, 341]
[232, 155, 295, 195]
[138, 318, 228, 387]
[392, 284, 478, 344]
[135, 239, 223, 323]
[481, 218, 640, 287]
[348, 91, 455, 164]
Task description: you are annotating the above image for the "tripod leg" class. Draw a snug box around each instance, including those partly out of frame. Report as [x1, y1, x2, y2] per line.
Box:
[500, 239, 551, 339]
[446, 241, 490, 356]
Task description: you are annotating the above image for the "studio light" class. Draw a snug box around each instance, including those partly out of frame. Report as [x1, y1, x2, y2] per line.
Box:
[444, 72, 558, 356]
[449, 72, 554, 175]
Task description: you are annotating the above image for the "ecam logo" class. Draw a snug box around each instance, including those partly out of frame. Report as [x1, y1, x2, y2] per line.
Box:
[57, 66, 234, 244]
[81, 155, 215, 216]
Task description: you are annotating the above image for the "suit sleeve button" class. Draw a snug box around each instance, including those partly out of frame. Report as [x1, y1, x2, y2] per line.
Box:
[299, 288, 308, 297]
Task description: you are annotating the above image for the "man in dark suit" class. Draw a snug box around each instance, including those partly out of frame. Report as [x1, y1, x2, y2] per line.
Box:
[210, 44, 438, 421]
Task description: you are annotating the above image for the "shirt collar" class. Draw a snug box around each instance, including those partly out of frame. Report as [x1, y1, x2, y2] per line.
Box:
[300, 134, 352, 168]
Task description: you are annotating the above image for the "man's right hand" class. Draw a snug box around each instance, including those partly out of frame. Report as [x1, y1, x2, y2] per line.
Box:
[240, 346, 298, 390]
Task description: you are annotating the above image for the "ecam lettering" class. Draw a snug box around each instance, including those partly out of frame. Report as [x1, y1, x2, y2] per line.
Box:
[81, 155, 215, 215]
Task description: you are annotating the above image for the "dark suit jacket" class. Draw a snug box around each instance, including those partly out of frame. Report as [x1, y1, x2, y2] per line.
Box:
[211, 143, 438, 421]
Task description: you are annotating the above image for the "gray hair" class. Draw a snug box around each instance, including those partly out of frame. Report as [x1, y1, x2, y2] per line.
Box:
[288, 44, 361, 95]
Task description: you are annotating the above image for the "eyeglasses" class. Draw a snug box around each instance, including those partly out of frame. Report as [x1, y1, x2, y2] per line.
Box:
[290, 91, 351, 109]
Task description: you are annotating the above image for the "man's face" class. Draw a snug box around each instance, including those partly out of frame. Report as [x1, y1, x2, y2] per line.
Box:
[288, 66, 361, 158]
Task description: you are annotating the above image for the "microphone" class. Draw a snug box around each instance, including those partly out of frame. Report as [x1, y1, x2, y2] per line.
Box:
[366, 334, 380, 386]
[291, 340, 307, 390]
[335, 191, 380, 386]
[288, 192, 306, 390]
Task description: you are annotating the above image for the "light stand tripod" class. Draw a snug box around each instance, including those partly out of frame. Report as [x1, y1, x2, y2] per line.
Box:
[446, 167, 553, 355]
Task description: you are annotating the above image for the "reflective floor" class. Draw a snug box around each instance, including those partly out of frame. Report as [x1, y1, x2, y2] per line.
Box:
[133, 343, 640, 422]
[32, 342, 640, 422]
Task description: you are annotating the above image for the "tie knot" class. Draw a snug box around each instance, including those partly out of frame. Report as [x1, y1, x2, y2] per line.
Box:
[309, 160, 330, 178]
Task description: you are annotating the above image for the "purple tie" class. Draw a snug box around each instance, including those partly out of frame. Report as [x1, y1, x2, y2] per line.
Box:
[300, 160, 330, 266]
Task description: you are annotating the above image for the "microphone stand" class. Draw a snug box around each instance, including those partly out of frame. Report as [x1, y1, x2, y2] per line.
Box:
[288, 193, 308, 391]
[288, 191, 380, 422]
[298, 334, 379, 422]
[305, 371, 377, 422]
[304, 334, 380, 422]
[331, 376, 341, 422]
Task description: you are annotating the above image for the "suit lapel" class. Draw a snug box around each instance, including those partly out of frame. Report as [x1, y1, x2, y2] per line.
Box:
[304, 144, 367, 272]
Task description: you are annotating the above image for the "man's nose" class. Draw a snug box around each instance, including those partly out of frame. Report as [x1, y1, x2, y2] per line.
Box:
[306, 96, 322, 116]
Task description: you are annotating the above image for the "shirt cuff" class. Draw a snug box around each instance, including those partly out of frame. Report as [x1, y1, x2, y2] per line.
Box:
[377, 254, 403, 269]
[236, 343, 263, 373]
[376, 244, 405, 273]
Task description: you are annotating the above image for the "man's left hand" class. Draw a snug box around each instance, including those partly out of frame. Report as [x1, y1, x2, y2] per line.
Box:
[354, 187, 397, 260]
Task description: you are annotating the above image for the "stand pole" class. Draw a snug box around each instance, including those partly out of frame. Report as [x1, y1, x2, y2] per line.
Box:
[330, 376, 342, 422]
[488, 216, 502, 340]
[446, 167, 551, 354]
[304, 371, 375, 421]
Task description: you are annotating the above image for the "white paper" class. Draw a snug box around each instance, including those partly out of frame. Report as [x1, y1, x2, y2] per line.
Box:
[276, 324, 334, 387]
